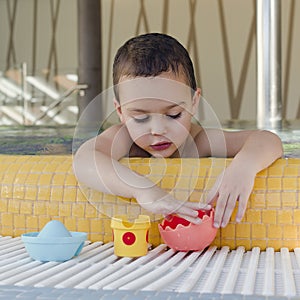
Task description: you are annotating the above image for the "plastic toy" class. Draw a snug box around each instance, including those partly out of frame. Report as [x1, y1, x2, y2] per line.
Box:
[159, 209, 217, 251]
[21, 220, 87, 262]
[111, 215, 150, 257]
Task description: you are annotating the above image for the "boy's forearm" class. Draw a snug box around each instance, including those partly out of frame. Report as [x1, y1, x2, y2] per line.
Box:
[231, 130, 283, 173]
[73, 148, 154, 199]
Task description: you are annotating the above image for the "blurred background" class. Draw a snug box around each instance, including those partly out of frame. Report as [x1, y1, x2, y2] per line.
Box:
[0, 0, 299, 129]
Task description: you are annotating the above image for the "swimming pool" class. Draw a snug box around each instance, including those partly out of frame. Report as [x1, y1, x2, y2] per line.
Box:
[0, 126, 74, 155]
[0, 124, 298, 157]
[0, 124, 299, 298]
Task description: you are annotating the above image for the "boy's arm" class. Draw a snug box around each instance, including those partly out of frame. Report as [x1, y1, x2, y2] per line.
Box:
[73, 125, 209, 223]
[201, 129, 283, 228]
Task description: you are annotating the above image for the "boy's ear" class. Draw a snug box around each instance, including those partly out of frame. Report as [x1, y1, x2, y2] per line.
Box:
[113, 98, 124, 122]
[191, 88, 201, 115]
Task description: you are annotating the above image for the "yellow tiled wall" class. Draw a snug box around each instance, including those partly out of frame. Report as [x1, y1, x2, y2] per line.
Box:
[0, 155, 299, 250]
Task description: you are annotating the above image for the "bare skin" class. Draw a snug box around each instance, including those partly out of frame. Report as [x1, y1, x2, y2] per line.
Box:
[73, 74, 283, 227]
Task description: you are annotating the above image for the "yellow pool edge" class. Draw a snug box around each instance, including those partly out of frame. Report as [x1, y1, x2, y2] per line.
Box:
[0, 155, 299, 251]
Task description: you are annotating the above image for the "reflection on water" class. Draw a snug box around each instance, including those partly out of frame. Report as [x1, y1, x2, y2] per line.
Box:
[0, 124, 299, 157]
[277, 130, 300, 158]
[0, 126, 74, 155]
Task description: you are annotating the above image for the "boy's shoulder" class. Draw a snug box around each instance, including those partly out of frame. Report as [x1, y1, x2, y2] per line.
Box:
[97, 123, 132, 144]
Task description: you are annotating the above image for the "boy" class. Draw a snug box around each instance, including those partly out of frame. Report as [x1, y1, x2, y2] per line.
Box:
[73, 33, 283, 228]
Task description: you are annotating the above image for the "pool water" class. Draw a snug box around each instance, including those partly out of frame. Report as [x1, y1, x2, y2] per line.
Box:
[277, 129, 300, 157]
[0, 125, 298, 157]
[0, 126, 74, 155]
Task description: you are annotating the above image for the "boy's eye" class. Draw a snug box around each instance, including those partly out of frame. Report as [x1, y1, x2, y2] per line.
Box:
[133, 115, 150, 123]
[167, 112, 182, 119]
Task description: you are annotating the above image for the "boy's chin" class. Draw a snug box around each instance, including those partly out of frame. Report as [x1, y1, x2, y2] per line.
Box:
[149, 149, 179, 158]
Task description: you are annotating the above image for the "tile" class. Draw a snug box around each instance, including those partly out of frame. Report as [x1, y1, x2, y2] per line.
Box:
[251, 239, 267, 250]
[236, 239, 251, 249]
[268, 224, 283, 239]
[72, 203, 85, 218]
[282, 239, 300, 250]
[236, 223, 250, 238]
[135, 165, 151, 175]
[282, 177, 298, 190]
[52, 174, 66, 186]
[250, 193, 266, 208]
[63, 188, 77, 202]
[220, 223, 235, 238]
[1, 173, 16, 185]
[268, 165, 284, 176]
[38, 187, 51, 201]
[46, 203, 59, 216]
[25, 186, 38, 201]
[246, 209, 261, 223]
[20, 201, 33, 215]
[253, 177, 266, 190]
[283, 225, 297, 239]
[277, 210, 292, 224]
[33, 202, 47, 215]
[267, 178, 282, 190]
[38, 216, 51, 228]
[39, 174, 53, 185]
[64, 217, 77, 231]
[59, 203, 72, 217]
[7, 199, 20, 214]
[2, 213, 13, 226]
[281, 192, 297, 207]
[266, 193, 281, 208]
[64, 174, 77, 186]
[26, 215, 38, 229]
[0, 199, 8, 212]
[13, 173, 28, 184]
[161, 176, 176, 189]
[174, 176, 192, 189]
[262, 210, 277, 224]
[50, 187, 64, 202]
[90, 219, 103, 232]
[25, 174, 40, 185]
[293, 209, 300, 224]
[252, 223, 266, 239]
[207, 167, 225, 177]
[77, 218, 90, 232]
[13, 185, 25, 199]
[283, 165, 299, 176]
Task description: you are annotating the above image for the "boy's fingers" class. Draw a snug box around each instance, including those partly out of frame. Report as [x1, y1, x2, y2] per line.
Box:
[177, 213, 202, 224]
[219, 193, 238, 228]
[185, 201, 211, 210]
[236, 193, 248, 222]
[213, 193, 228, 228]
[206, 191, 219, 205]
[177, 206, 199, 218]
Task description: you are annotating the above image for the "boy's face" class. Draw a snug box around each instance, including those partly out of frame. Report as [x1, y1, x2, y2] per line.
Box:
[115, 72, 200, 158]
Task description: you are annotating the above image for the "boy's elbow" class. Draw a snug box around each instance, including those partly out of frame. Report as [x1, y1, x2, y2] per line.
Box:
[262, 130, 284, 159]
[72, 146, 88, 182]
[272, 132, 283, 158]
[72, 150, 82, 181]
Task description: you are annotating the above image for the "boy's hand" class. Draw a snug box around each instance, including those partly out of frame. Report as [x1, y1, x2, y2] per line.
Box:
[135, 186, 211, 224]
[207, 164, 255, 228]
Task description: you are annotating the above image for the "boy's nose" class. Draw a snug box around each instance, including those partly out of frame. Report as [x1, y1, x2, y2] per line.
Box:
[150, 115, 167, 136]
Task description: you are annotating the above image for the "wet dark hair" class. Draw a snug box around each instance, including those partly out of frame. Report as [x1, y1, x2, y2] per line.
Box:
[113, 33, 197, 102]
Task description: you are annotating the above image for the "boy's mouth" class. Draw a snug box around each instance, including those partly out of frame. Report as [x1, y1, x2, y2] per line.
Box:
[150, 142, 172, 151]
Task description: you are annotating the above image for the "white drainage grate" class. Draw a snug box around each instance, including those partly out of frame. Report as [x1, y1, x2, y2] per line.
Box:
[0, 236, 300, 297]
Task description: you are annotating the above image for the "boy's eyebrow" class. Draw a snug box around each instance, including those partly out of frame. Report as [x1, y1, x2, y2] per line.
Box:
[126, 102, 186, 112]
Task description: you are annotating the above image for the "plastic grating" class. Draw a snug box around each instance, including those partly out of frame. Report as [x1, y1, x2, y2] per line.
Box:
[1, 236, 300, 299]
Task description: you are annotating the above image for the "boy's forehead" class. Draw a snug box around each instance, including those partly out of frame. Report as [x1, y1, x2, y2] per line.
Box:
[118, 77, 192, 105]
